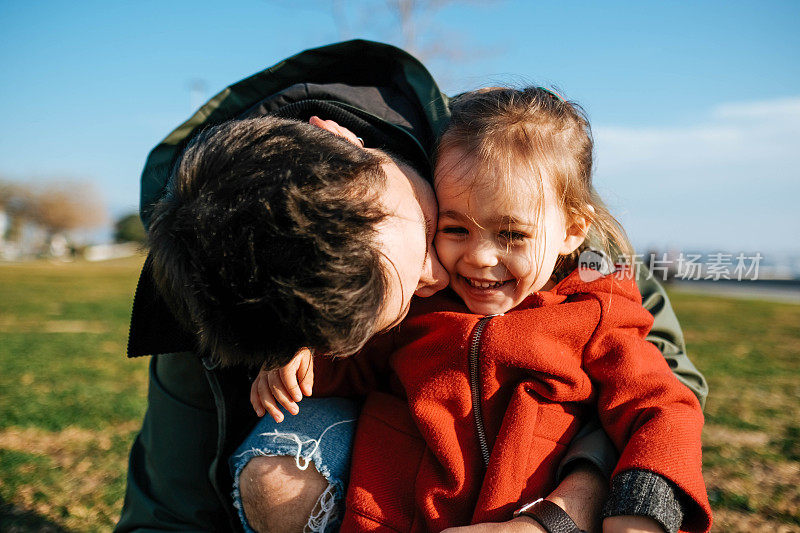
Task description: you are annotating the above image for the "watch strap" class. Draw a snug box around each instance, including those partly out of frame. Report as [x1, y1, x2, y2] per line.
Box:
[513, 498, 586, 533]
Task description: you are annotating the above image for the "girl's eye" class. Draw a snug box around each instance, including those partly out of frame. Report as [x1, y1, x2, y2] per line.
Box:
[499, 230, 527, 242]
[440, 226, 468, 236]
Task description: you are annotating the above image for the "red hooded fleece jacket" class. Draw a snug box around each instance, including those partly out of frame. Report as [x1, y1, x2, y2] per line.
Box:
[314, 268, 712, 532]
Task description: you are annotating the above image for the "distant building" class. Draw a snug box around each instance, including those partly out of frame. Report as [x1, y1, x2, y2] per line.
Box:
[84, 242, 139, 262]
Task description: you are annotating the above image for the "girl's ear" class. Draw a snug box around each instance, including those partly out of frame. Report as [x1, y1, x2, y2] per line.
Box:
[559, 208, 592, 255]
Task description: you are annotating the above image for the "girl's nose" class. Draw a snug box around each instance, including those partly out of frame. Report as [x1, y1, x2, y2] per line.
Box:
[415, 245, 449, 297]
[464, 239, 499, 268]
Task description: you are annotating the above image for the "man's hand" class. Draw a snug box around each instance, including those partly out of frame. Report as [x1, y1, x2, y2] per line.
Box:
[603, 516, 664, 533]
[250, 348, 314, 422]
[540, 462, 608, 533]
[441, 516, 546, 532]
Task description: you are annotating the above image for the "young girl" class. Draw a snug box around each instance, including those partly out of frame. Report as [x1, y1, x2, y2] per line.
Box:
[251, 87, 711, 532]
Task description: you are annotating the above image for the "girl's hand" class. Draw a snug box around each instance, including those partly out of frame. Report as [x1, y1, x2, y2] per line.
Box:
[250, 348, 314, 422]
[309, 116, 365, 147]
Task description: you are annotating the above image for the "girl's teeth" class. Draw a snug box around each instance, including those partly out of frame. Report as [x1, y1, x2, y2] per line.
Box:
[467, 278, 502, 289]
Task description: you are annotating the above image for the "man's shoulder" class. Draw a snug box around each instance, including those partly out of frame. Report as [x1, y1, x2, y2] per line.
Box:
[140, 40, 448, 228]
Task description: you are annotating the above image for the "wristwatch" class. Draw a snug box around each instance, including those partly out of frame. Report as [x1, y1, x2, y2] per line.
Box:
[513, 498, 587, 533]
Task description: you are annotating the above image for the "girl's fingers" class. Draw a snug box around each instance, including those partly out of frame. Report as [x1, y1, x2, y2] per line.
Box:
[308, 116, 363, 147]
[297, 351, 314, 397]
[250, 378, 265, 417]
[278, 363, 303, 403]
[257, 375, 284, 423]
[267, 371, 299, 415]
[309, 115, 325, 128]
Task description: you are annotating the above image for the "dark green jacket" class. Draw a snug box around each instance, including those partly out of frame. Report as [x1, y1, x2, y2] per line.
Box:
[116, 40, 707, 532]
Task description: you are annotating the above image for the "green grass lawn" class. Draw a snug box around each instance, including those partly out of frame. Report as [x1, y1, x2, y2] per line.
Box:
[669, 292, 800, 532]
[0, 257, 149, 532]
[0, 259, 798, 531]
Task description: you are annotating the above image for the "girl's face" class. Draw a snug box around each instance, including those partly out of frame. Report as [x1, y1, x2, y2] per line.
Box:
[434, 147, 586, 316]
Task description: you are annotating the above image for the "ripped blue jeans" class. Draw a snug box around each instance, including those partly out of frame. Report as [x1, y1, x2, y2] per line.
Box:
[229, 397, 359, 533]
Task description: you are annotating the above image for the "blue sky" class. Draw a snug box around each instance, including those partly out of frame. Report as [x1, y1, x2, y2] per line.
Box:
[0, 0, 797, 253]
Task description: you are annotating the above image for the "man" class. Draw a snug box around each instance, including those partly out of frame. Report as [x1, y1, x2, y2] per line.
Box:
[117, 40, 707, 532]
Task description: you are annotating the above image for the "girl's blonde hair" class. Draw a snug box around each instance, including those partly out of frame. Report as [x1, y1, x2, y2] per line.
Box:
[437, 86, 633, 277]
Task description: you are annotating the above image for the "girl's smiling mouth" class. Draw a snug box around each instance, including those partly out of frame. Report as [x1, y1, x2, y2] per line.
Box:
[461, 275, 513, 290]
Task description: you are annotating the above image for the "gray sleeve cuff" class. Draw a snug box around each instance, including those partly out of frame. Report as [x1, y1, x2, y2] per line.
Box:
[602, 469, 684, 533]
[557, 417, 619, 482]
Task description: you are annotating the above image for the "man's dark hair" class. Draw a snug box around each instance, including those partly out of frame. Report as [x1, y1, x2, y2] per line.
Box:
[147, 116, 389, 369]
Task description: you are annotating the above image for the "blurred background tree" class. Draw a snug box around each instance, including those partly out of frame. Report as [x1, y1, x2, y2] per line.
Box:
[283, 0, 497, 81]
[0, 179, 35, 243]
[0, 179, 106, 258]
[113, 213, 146, 244]
[31, 182, 107, 246]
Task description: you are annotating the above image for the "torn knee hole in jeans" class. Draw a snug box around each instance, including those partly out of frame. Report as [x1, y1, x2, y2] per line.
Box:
[252, 419, 355, 472]
[232, 419, 355, 532]
[305, 482, 339, 533]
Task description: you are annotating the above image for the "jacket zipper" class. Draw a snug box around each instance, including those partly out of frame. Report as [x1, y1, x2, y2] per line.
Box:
[469, 314, 499, 469]
[200, 359, 241, 531]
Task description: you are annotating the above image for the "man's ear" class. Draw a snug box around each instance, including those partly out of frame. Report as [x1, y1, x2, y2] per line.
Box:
[559, 212, 591, 255]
